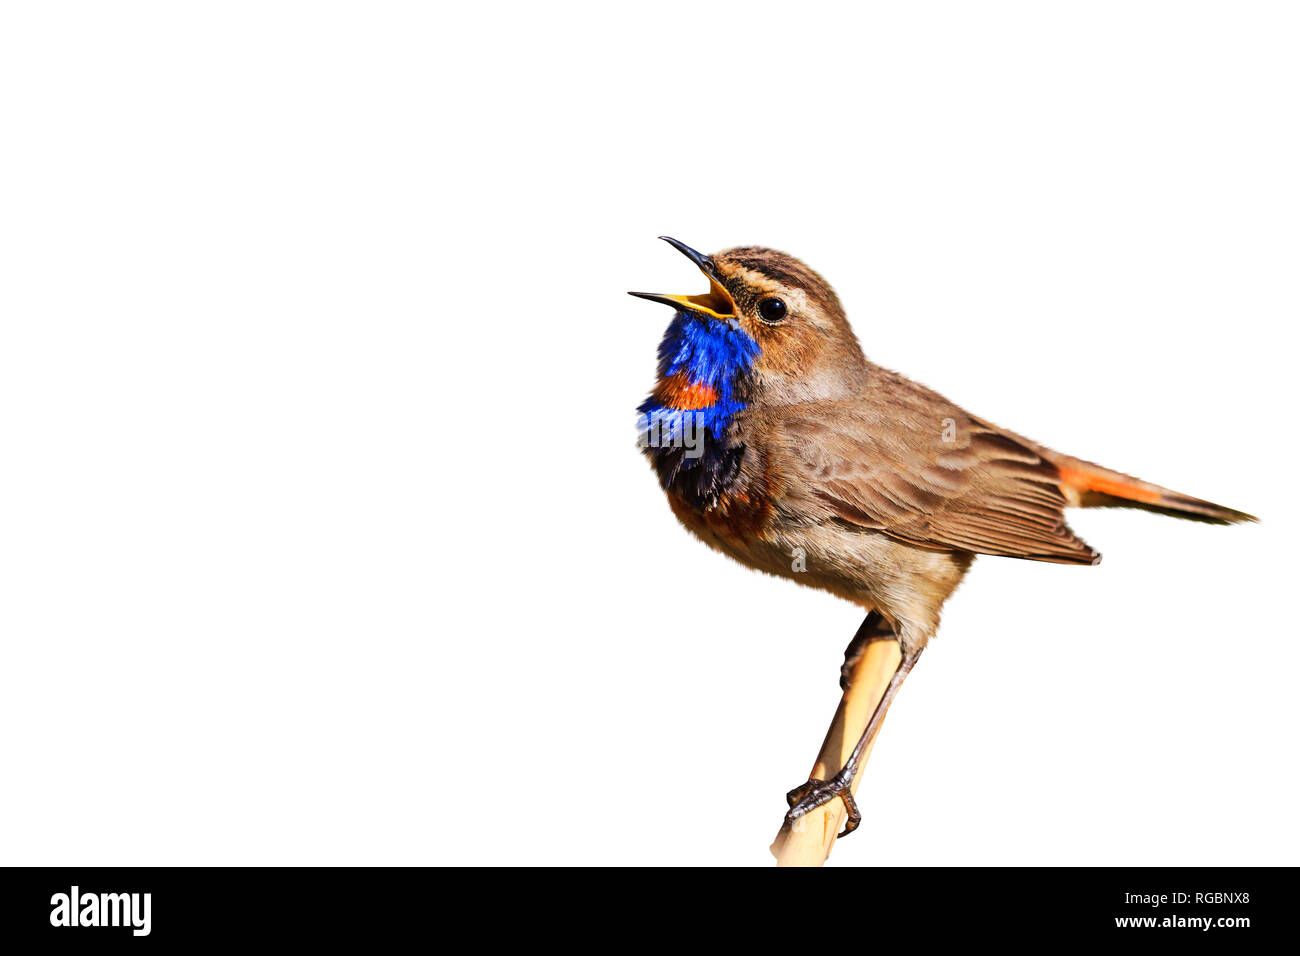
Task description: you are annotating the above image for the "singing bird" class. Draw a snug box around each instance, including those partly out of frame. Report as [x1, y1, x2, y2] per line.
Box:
[630, 237, 1255, 837]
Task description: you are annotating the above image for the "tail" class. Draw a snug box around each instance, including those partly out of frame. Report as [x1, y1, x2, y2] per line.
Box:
[1051, 455, 1257, 525]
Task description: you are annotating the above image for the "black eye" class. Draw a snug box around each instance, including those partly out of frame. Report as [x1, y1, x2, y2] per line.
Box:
[758, 297, 787, 323]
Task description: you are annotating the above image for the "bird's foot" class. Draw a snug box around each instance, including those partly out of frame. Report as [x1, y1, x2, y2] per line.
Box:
[840, 612, 894, 691]
[784, 770, 861, 838]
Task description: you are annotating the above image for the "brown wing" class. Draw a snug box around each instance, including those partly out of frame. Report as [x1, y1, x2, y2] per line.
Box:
[771, 372, 1100, 565]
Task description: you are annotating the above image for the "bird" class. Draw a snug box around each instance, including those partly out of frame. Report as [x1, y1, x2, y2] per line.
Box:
[630, 236, 1255, 838]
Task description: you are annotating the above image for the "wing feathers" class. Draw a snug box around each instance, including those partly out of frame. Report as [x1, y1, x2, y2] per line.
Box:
[776, 378, 1100, 564]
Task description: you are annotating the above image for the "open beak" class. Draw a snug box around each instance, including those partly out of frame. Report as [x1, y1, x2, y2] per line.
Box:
[628, 237, 737, 320]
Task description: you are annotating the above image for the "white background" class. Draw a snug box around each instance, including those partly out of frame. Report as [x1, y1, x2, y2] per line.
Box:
[1, 2, 1296, 867]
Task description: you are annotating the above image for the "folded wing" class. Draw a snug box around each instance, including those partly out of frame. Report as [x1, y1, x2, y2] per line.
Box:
[771, 373, 1100, 565]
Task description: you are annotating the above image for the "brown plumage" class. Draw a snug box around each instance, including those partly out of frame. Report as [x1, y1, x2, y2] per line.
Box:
[631, 237, 1255, 837]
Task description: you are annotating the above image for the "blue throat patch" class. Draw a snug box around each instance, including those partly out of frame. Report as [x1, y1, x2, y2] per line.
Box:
[638, 312, 760, 440]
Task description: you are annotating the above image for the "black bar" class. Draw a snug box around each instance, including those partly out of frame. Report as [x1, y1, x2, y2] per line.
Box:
[0, 866, 1288, 944]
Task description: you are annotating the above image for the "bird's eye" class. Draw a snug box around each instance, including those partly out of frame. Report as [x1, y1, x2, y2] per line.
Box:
[758, 297, 787, 323]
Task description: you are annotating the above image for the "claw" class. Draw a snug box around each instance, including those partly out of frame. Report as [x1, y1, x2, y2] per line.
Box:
[840, 612, 895, 692]
[838, 790, 862, 837]
[785, 779, 818, 808]
[784, 772, 862, 838]
[839, 659, 856, 692]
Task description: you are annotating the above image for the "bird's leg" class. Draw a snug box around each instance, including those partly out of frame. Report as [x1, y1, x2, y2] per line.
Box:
[785, 644, 924, 838]
[787, 612, 895, 811]
[838, 611, 895, 691]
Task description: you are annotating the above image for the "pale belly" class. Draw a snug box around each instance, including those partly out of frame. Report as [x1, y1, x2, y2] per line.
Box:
[668, 493, 973, 651]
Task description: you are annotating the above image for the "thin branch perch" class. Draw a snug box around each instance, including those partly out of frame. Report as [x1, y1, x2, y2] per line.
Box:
[770, 637, 902, 866]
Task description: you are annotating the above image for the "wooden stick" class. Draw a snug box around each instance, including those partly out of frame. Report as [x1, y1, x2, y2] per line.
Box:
[770, 636, 902, 866]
